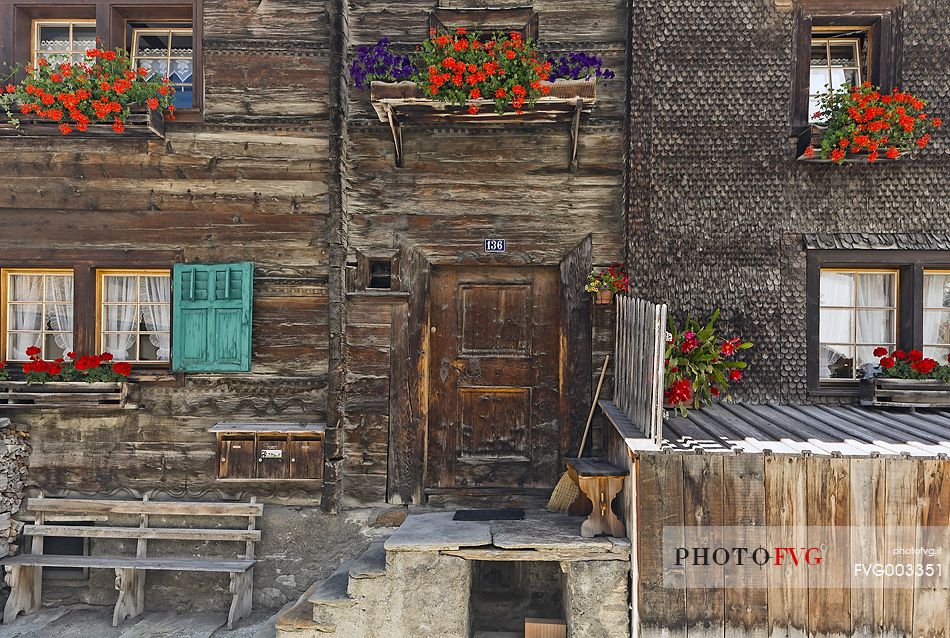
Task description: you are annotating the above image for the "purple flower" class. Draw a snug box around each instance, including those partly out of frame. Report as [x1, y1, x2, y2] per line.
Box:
[547, 51, 615, 82]
[349, 38, 416, 90]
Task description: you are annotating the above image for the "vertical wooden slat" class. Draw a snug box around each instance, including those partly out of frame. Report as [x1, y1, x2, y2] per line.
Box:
[807, 455, 852, 637]
[912, 458, 949, 638]
[851, 456, 886, 638]
[653, 303, 667, 445]
[723, 452, 768, 638]
[883, 456, 919, 638]
[766, 454, 808, 638]
[683, 453, 725, 638]
[638, 451, 687, 638]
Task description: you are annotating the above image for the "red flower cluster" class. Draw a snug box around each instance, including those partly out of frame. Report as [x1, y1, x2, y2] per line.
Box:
[808, 83, 940, 163]
[19, 348, 131, 383]
[664, 378, 692, 406]
[1, 43, 175, 136]
[873, 346, 949, 380]
[585, 264, 631, 294]
[415, 29, 552, 115]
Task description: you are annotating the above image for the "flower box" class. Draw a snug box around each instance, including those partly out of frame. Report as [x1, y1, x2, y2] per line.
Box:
[797, 126, 904, 163]
[0, 381, 133, 410]
[369, 78, 596, 122]
[860, 378, 950, 409]
[0, 106, 164, 139]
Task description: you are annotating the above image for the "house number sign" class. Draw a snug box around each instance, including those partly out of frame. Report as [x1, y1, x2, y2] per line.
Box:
[484, 239, 507, 253]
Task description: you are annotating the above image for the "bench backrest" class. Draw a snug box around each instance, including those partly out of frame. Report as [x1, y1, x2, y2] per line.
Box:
[23, 496, 262, 561]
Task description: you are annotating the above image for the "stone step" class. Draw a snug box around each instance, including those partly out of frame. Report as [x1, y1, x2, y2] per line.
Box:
[274, 577, 328, 636]
[348, 540, 387, 580]
[308, 558, 358, 616]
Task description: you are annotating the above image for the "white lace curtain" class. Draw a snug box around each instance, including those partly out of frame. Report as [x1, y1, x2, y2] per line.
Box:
[819, 272, 895, 378]
[8, 274, 73, 359]
[103, 275, 170, 361]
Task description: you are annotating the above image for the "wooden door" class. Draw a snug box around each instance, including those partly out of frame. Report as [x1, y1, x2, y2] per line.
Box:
[427, 267, 561, 490]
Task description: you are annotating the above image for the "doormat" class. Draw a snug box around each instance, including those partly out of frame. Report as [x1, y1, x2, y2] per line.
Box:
[453, 508, 525, 521]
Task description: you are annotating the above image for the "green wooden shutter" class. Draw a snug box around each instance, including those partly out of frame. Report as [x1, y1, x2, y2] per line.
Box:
[172, 262, 253, 372]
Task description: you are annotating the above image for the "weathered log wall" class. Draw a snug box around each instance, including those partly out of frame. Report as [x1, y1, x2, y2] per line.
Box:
[0, 0, 333, 502]
[627, 0, 950, 402]
[341, 0, 627, 502]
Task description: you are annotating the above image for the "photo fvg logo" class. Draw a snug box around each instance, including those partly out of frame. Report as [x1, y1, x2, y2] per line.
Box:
[673, 546, 823, 568]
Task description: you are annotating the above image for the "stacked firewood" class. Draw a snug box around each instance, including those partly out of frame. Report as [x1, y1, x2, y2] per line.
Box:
[0, 419, 30, 558]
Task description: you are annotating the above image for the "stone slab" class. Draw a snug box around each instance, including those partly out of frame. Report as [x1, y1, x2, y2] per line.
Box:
[384, 512, 492, 552]
[489, 512, 630, 556]
[348, 541, 387, 579]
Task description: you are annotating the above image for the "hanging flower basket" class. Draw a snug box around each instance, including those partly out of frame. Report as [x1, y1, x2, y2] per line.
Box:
[585, 264, 629, 306]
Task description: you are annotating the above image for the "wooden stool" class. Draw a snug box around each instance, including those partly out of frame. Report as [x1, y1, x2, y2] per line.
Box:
[566, 458, 627, 538]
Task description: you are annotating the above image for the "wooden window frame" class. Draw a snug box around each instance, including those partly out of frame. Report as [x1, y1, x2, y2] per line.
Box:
[0, 268, 75, 362]
[30, 18, 97, 67]
[129, 25, 195, 110]
[816, 267, 898, 382]
[806, 250, 950, 396]
[0, 1, 201, 117]
[96, 268, 171, 366]
[923, 270, 950, 360]
[791, 2, 902, 154]
[428, 8, 539, 41]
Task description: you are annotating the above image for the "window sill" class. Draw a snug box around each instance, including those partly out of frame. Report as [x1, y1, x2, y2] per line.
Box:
[808, 383, 861, 399]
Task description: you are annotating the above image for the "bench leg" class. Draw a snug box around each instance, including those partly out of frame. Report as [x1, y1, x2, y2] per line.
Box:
[228, 569, 253, 630]
[578, 476, 626, 539]
[3, 564, 41, 624]
[113, 568, 145, 627]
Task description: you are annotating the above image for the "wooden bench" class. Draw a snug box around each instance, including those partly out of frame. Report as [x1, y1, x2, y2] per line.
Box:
[1, 496, 262, 630]
[565, 458, 627, 539]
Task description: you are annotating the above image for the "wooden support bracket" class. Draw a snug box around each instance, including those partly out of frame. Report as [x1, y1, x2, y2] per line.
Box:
[569, 97, 583, 171]
[228, 569, 254, 630]
[577, 476, 625, 538]
[383, 103, 403, 168]
[113, 567, 145, 626]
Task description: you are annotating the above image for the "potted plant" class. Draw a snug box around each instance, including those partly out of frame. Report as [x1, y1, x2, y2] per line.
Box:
[1, 44, 176, 137]
[802, 83, 941, 163]
[585, 264, 630, 305]
[664, 310, 752, 416]
[351, 30, 612, 115]
[861, 347, 950, 408]
[0, 347, 134, 409]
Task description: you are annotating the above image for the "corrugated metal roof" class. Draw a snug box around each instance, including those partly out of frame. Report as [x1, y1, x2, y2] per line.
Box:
[661, 403, 950, 457]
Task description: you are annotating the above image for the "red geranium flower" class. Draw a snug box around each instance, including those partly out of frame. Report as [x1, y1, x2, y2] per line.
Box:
[99, 352, 114, 362]
[879, 356, 896, 369]
[112, 362, 132, 377]
[892, 349, 907, 360]
[873, 346, 889, 357]
[729, 369, 743, 382]
[25, 346, 41, 357]
[908, 349, 924, 362]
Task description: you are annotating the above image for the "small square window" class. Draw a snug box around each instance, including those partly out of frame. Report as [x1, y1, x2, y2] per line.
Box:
[368, 260, 393, 290]
[130, 23, 194, 109]
[32, 20, 97, 67]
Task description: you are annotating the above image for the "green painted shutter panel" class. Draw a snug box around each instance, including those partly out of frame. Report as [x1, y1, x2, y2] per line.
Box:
[172, 262, 253, 372]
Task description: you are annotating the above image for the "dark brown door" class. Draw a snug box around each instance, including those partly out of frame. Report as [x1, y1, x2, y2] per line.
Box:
[427, 267, 561, 490]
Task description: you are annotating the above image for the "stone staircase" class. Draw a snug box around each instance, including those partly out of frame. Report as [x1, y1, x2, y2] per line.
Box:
[274, 511, 630, 638]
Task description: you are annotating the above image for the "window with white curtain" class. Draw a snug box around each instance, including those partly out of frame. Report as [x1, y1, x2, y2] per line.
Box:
[819, 269, 898, 380]
[98, 270, 171, 362]
[924, 271, 950, 363]
[32, 20, 98, 67]
[130, 25, 194, 109]
[808, 34, 864, 123]
[3, 270, 74, 361]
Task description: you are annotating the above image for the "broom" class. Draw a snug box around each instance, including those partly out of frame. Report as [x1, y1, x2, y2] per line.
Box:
[546, 355, 610, 513]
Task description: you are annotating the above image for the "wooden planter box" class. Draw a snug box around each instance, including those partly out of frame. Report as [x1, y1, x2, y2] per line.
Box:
[0, 381, 132, 410]
[369, 79, 596, 168]
[796, 125, 904, 163]
[860, 378, 950, 408]
[0, 107, 164, 138]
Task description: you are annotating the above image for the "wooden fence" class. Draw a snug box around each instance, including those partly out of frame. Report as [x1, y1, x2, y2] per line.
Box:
[612, 295, 667, 446]
[617, 449, 950, 638]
